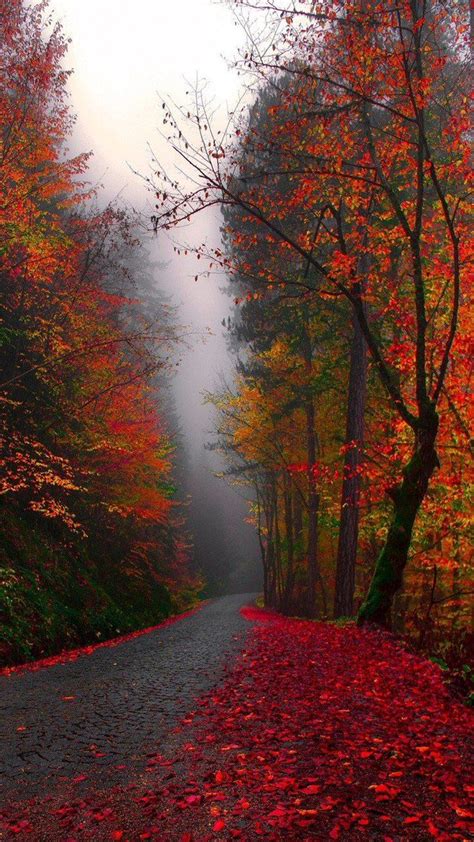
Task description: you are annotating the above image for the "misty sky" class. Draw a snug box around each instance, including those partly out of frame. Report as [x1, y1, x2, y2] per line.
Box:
[50, 0, 260, 582]
[52, 0, 245, 433]
[54, 1, 244, 187]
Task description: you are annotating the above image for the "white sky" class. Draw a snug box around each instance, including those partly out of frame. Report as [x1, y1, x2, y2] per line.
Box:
[51, 0, 245, 202]
[50, 0, 246, 404]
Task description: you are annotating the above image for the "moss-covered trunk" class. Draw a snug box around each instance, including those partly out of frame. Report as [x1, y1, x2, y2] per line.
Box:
[358, 408, 439, 628]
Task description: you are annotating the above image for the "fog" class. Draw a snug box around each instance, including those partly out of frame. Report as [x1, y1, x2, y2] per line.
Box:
[50, 0, 261, 592]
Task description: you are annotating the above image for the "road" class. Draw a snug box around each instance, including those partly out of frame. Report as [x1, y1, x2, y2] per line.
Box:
[0, 594, 255, 800]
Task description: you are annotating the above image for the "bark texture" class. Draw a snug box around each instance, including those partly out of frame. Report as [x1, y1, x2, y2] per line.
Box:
[334, 311, 367, 617]
[358, 408, 439, 628]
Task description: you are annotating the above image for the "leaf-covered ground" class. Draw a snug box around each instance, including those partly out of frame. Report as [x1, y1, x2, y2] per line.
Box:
[1, 606, 473, 840]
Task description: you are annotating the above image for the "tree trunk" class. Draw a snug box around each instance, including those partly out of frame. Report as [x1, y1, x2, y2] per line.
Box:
[264, 480, 276, 608]
[255, 487, 269, 604]
[301, 323, 322, 618]
[306, 394, 321, 617]
[358, 408, 439, 627]
[294, 489, 303, 545]
[282, 471, 295, 614]
[334, 309, 367, 617]
[267, 539, 277, 608]
[274, 480, 284, 609]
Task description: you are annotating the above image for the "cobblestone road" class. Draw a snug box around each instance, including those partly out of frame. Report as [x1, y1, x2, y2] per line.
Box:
[0, 594, 255, 800]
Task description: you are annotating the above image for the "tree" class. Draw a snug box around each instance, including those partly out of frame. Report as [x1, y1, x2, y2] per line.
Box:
[150, 0, 471, 628]
[0, 0, 200, 664]
[221, 81, 370, 617]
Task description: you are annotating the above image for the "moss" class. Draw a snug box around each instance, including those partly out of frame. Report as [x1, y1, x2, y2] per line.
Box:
[358, 428, 439, 628]
[328, 616, 356, 627]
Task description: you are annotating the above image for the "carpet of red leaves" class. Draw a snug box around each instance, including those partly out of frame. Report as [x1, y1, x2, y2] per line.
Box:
[2, 605, 473, 840]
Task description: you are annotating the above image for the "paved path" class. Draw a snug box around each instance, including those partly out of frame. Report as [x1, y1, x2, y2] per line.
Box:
[0, 594, 255, 799]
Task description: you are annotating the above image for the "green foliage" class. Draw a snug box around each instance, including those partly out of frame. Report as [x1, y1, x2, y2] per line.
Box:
[428, 631, 474, 707]
[0, 510, 198, 666]
[328, 617, 356, 628]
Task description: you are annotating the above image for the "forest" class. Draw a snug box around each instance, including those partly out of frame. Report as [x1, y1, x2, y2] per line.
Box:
[1, 1, 473, 840]
[152, 0, 473, 698]
[1, 0, 472, 695]
[0, 0, 202, 666]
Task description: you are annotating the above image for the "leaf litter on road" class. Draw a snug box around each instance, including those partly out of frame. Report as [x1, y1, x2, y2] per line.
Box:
[1, 605, 472, 840]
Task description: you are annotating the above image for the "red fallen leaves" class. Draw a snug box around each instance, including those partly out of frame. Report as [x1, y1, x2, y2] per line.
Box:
[404, 815, 422, 824]
[239, 605, 273, 623]
[212, 818, 226, 831]
[160, 605, 472, 840]
[90, 806, 114, 821]
[0, 604, 204, 678]
[8, 819, 32, 835]
[369, 783, 401, 799]
[184, 795, 201, 806]
[448, 803, 474, 819]
[1, 606, 473, 840]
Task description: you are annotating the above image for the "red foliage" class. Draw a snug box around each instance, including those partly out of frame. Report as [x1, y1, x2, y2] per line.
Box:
[1, 1, 200, 658]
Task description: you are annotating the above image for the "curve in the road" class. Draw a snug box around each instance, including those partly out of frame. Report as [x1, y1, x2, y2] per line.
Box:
[0, 593, 256, 798]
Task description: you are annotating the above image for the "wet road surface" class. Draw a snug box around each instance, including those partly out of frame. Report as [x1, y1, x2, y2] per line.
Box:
[1, 594, 255, 799]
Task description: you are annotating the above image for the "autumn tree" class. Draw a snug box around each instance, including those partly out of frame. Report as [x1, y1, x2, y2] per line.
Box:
[150, 0, 471, 628]
[0, 0, 199, 664]
[210, 285, 349, 616]
[219, 79, 371, 617]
